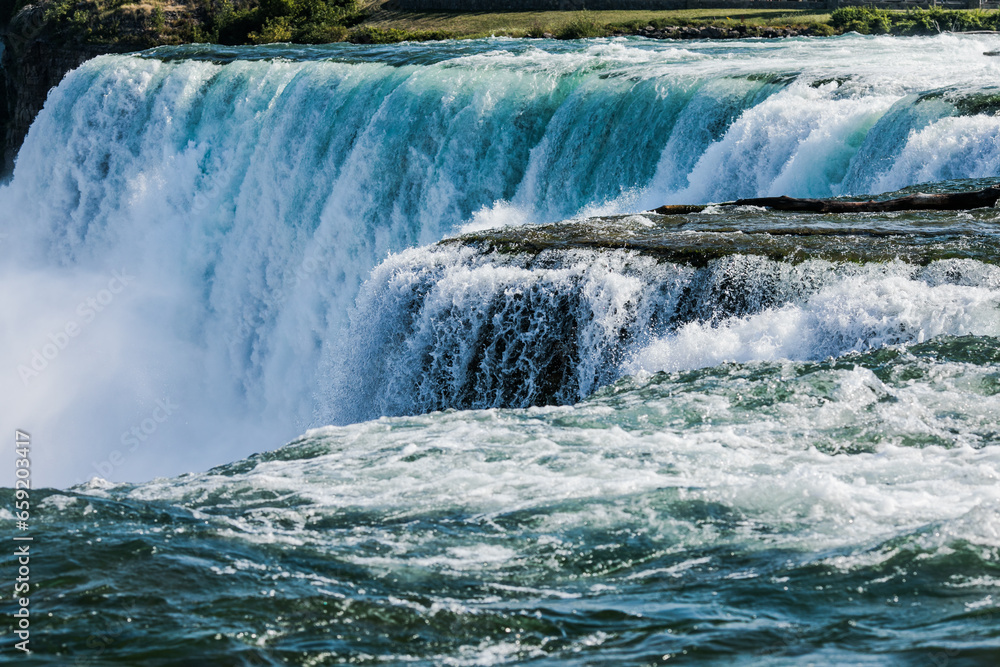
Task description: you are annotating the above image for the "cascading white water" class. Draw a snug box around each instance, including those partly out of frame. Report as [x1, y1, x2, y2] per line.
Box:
[336, 245, 1000, 422]
[3, 34, 1000, 486]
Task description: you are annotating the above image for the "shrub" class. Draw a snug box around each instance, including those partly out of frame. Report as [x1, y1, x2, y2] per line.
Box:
[296, 22, 348, 42]
[152, 6, 165, 31]
[831, 6, 891, 34]
[348, 26, 454, 44]
[211, 0, 360, 45]
[905, 8, 950, 33]
[557, 11, 606, 39]
[249, 15, 292, 42]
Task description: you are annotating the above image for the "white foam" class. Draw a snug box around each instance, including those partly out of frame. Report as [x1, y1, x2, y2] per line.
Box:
[124, 358, 1000, 569]
[629, 264, 1000, 375]
[4, 36, 1000, 486]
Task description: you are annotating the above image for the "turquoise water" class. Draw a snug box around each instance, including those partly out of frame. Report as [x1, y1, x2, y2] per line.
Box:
[5, 333, 1000, 663]
[1, 35, 999, 663]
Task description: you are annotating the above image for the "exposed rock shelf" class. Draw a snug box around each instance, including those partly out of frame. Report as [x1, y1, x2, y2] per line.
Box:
[653, 185, 1000, 215]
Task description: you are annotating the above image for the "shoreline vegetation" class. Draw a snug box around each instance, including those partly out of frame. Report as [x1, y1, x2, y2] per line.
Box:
[7, 2, 1000, 48]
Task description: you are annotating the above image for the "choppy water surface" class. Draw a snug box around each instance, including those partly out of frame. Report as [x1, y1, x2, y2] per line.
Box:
[1, 34, 999, 664]
[9, 333, 1000, 663]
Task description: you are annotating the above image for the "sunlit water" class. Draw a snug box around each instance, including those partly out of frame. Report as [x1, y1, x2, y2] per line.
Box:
[0, 35, 999, 663]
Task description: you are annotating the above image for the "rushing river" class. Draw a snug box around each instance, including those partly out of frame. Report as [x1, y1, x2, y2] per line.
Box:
[1, 34, 998, 663]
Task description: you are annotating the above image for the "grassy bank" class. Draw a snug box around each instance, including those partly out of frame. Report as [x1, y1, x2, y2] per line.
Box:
[346, 4, 1000, 42]
[356, 7, 836, 40]
[6, 0, 1000, 47]
[355, 5, 1000, 41]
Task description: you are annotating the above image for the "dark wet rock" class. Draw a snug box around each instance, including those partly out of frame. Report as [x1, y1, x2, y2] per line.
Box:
[652, 185, 1000, 215]
[1, 6, 131, 176]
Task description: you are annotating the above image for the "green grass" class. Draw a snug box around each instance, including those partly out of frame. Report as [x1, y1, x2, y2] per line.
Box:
[354, 5, 1000, 42]
[358, 7, 837, 38]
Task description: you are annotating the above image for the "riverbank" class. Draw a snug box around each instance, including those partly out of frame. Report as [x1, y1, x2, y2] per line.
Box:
[353, 6, 836, 40]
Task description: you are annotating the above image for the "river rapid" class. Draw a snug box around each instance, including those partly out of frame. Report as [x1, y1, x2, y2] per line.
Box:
[1, 34, 998, 664]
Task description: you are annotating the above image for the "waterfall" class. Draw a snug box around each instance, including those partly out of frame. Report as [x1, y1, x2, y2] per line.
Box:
[2, 34, 999, 485]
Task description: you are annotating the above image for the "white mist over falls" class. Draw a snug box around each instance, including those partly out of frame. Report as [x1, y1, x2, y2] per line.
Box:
[3, 34, 1000, 487]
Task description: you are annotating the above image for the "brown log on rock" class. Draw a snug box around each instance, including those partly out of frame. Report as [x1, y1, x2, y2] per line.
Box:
[651, 185, 1000, 215]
